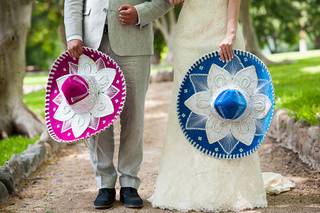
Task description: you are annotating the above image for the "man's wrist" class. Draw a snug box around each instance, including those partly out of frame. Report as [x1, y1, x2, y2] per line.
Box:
[67, 35, 83, 42]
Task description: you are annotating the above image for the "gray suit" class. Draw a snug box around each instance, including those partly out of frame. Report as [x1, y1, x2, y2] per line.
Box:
[64, 0, 171, 189]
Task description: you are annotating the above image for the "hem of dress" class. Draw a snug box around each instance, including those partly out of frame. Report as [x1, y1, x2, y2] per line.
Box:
[149, 200, 268, 213]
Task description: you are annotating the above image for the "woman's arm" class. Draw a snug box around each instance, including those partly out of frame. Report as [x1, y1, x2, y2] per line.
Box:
[219, 0, 241, 62]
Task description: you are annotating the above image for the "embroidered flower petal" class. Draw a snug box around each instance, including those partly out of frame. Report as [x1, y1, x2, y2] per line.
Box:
[231, 117, 256, 146]
[68, 62, 78, 74]
[207, 64, 232, 93]
[205, 113, 231, 144]
[95, 68, 116, 91]
[88, 116, 100, 130]
[234, 66, 258, 95]
[53, 93, 63, 106]
[78, 55, 97, 75]
[56, 74, 71, 92]
[54, 101, 75, 121]
[252, 94, 272, 119]
[61, 119, 72, 133]
[95, 57, 106, 71]
[106, 85, 119, 99]
[184, 91, 212, 116]
[90, 94, 114, 118]
[186, 112, 208, 130]
[71, 113, 90, 138]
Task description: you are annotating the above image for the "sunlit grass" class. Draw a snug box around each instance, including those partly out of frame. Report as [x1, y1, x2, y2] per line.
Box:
[268, 50, 320, 62]
[24, 89, 46, 118]
[269, 56, 320, 124]
[0, 136, 39, 166]
[24, 71, 48, 86]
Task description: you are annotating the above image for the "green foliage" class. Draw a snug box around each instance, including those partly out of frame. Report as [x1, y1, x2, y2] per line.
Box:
[270, 57, 320, 124]
[26, 0, 64, 69]
[251, 0, 320, 52]
[303, 0, 320, 48]
[154, 30, 166, 60]
[251, 0, 301, 53]
[0, 136, 39, 166]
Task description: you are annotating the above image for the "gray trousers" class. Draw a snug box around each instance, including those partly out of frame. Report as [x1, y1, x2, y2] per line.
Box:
[88, 33, 150, 189]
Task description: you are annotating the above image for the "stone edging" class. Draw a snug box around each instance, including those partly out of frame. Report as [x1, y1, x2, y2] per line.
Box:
[0, 132, 63, 203]
[268, 109, 320, 171]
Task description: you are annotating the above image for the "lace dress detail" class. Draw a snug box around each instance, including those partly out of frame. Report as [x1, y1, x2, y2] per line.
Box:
[149, 0, 267, 211]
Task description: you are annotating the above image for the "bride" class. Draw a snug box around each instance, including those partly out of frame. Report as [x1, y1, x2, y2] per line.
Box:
[150, 0, 267, 211]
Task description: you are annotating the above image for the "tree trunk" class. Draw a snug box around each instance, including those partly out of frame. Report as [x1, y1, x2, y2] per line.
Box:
[240, 0, 273, 65]
[0, 0, 44, 139]
[314, 36, 320, 49]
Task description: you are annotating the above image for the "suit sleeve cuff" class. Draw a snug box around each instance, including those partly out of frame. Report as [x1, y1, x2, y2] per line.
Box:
[134, 6, 141, 26]
[134, 4, 146, 28]
[67, 35, 83, 42]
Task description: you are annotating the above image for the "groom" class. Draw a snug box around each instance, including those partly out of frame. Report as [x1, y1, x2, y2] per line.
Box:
[64, 0, 170, 209]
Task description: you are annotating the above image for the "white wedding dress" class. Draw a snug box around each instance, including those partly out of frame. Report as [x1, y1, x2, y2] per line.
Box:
[150, 0, 268, 212]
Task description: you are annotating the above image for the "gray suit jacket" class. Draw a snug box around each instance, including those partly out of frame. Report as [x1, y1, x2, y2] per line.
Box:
[64, 0, 171, 56]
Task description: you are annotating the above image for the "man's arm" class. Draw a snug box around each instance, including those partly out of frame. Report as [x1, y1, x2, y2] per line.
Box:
[134, 0, 172, 28]
[64, 0, 83, 41]
[64, 0, 84, 58]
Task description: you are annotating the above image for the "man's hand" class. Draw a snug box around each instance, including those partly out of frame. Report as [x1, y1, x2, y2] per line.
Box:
[118, 4, 138, 25]
[67, 39, 84, 58]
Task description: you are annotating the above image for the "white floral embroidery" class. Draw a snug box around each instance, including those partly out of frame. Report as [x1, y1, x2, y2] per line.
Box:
[53, 55, 117, 138]
[184, 64, 271, 147]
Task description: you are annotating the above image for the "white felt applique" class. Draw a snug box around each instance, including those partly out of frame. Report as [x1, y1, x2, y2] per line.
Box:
[184, 63, 272, 147]
[53, 54, 117, 138]
[184, 91, 212, 116]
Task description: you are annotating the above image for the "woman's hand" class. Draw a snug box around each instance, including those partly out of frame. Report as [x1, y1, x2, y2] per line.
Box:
[218, 34, 236, 62]
[168, 0, 184, 6]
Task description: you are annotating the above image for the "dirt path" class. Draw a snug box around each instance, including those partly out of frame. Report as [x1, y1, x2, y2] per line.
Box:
[1, 82, 320, 213]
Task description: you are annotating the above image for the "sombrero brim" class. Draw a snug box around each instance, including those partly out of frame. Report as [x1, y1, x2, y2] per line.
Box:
[45, 47, 126, 143]
[177, 49, 275, 159]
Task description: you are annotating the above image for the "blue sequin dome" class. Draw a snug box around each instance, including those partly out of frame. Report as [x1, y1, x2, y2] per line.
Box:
[214, 89, 247, 120]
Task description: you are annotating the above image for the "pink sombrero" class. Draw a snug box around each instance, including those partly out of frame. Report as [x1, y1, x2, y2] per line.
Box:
[45, 47, 126, 143]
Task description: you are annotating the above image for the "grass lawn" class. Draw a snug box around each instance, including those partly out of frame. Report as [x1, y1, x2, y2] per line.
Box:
[24, 71, 48, 86]
[269, 56, 320, 125]
[24, 89, 46, 118]
[0, 136, 39, 166]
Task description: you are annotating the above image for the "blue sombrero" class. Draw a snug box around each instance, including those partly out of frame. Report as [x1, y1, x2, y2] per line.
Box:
[177, 50, 275, 159]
